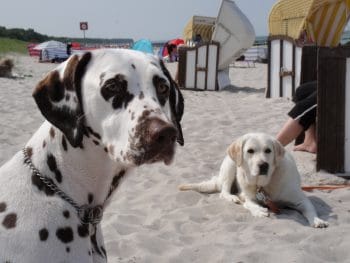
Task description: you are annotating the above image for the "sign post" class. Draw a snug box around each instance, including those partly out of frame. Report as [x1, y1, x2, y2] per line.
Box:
[80, 22, 88, 45]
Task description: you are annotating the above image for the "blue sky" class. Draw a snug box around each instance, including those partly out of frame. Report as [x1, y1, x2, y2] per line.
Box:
[0, 0, 276, 40]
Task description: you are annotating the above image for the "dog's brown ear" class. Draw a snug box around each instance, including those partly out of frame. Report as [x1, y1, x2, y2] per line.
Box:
[273, 139, 285, 165]
[227, 137, 244, 166]
[32, 52, 91, 147]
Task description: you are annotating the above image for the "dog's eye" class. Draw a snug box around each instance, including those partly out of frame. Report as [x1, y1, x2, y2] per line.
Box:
[105, 83, 120, 92]
[157, 83, 169, 96]
[247, 149, 254, 154]
[265, 148, 272, 154]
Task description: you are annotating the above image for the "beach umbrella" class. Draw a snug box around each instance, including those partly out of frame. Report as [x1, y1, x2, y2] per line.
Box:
[132, 39, 154, 54]
[33, 40, 67, 50]
[161, 38, 185, 57]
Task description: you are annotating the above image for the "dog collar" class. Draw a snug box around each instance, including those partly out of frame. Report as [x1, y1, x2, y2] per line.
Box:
[22, 147, 104, 228]
[256, 187, 280, 214]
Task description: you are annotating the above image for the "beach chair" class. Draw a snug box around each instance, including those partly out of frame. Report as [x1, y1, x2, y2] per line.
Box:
[178, 0, 255, 90]
[266, 0, 350, 99]
[267, 0, 350, 175]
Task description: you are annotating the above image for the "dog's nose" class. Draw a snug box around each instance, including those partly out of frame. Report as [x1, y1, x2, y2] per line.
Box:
[148, 118, 177, 146]
[259, 162, 269, 175]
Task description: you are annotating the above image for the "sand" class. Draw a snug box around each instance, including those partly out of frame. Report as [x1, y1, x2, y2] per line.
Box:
[0, 54, 349, 263]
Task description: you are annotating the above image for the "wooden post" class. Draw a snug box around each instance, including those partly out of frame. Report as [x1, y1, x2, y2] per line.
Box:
[317, 47, 346, 173]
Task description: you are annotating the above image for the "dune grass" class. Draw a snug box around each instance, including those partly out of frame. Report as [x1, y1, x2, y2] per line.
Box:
[0, 37, 28, 55]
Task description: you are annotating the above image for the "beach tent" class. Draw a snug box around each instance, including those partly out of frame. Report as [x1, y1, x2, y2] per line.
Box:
[267, 0, 350, 99]
[132, 39, 154, 54]
[33, 40, 68, 62]
[160, 38, 185, 58]
[183, 16, 216, 45]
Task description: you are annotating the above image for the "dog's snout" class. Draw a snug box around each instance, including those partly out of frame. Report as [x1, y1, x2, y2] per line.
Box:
[149, 119, 177, 146]
[259, 162, 269, 175]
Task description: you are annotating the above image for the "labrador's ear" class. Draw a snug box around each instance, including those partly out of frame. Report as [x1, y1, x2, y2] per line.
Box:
[32, 52, 91, 147]
[160, 59, 184, 146]
[273, 139, 285, 165]
[227, 136, 245, 166]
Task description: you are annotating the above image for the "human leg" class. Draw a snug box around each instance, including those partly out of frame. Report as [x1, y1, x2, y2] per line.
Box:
[276, 117, 304, 146]
[293, 124, 317, 153]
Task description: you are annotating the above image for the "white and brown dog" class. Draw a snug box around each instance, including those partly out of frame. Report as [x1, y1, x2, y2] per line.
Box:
[179, 133, 328, 228]
[0, 49, 184, 262]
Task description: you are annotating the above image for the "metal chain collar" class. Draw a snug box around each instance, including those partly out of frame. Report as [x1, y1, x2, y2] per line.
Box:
[22, 148, 104, 227]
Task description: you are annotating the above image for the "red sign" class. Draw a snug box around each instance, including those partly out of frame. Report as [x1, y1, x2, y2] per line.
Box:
[80, 22, 88, 31]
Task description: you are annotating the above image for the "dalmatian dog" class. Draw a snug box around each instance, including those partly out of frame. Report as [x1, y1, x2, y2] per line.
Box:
[0, 49, 184, 262]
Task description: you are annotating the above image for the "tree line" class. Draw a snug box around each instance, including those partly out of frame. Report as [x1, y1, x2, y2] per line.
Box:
[0, 26, 133, 45]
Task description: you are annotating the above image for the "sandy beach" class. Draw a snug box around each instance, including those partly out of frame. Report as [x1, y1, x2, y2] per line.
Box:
[1, 54, 350, 263]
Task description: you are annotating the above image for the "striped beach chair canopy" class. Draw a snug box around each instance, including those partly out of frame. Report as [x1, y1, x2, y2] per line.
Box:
[183, 16, 216, 43]
[269, 0, 350, 47]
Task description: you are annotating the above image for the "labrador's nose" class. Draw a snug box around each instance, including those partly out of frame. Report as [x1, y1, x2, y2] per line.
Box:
[259, 162, 269, 175]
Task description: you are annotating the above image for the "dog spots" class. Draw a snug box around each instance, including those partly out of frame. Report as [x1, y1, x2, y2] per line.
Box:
[139, 92, 144, 100]
[63, 55, 79, 91]
[66, 247, 70, 253]
[49, 127, 55, 138]
[100, 74, 134, 109]
[99, 72, 106, 86]
[2, 213, 17, 229]
[0, 202, 6, 212]
[113, 170, 125, 186]
[56, 227, 74, 243]
[137, 110, 150, 123]
[108, 145, 114, 156]
[93, 140, 100, 146]
[77, 224, 89, 238]
[43, 140, 46, 148]
[86, 126, 101, 140]
[104, 147, 108, 153]
[26, 147, 33, 158]
[39, 228, 49, 241]
[90, 231, 105, 258]
[34, 70, 65, 102]
[31, 173, 55, 196]
[62, 136, 68, 151]
[47, 154, 62, 183]
[63, 210, 70, 219]
[101, 246, 107, 257]
[131, 64, 136, 70]
[107, 170, 126, 198]
[88, 193, 94, 204]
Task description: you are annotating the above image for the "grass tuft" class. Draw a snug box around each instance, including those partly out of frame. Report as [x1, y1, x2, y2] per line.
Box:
[0, 37, 28, 55]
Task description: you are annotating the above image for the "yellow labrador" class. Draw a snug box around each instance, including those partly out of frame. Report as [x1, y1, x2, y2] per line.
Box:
[179, 133, 328, 228]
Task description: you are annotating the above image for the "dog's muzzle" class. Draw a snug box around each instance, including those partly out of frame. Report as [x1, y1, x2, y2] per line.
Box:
[144, 118, 177, 164]
[130, 117, 178, 165]
[259, 162, 269, 175]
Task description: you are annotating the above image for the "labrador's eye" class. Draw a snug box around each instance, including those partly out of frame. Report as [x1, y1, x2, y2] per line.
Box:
[247, 149, 254, 154]
[265, 148, 272, 154]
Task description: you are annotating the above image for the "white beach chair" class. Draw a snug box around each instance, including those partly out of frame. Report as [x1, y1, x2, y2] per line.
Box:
[178, 0, 255, 90]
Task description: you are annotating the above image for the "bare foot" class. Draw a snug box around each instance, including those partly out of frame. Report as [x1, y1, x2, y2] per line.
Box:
[293, 142, 317, 153]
